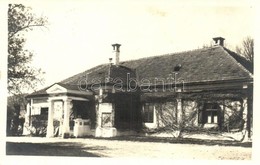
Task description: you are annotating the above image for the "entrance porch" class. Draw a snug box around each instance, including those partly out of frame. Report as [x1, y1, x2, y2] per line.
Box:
[43, 83, 94, 138]
[46, 96, 92, 138]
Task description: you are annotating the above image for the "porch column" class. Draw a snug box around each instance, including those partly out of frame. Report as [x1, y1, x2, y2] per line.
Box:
[46, 99, 54, 138]
[176, 98, 182, 125]
[27, 102, 31, 123]
[22, 102, 31, 135]
[242, 97, 250, 141]
[176, 98, 183, 137]
[30, 99, 33, 126]
[62, 98, 72, 138]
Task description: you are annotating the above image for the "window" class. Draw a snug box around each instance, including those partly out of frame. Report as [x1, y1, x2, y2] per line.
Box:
[198, 103, 219, 124]
[144, 104, 154, 123]
[31, 106, 41, 115]
[41, 107, 48, 116]
[205, 110, 218, 123]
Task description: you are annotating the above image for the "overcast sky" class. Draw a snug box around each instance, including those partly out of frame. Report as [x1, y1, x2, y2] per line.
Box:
[15, 0, 255, 89]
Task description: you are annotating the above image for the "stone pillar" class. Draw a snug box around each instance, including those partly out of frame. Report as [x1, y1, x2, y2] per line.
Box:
[62, 98, 72, 138]
[95, 102, 117, 137]
[46, 99, 54, 138]
[97, 104, 102, 127]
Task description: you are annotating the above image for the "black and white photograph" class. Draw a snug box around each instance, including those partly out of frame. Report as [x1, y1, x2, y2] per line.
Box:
[0, 0, 258, 163]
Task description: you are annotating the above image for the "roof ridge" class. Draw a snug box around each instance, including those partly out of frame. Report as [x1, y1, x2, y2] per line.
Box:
[84, 63, 109, 75]
[60, 63, 110, 84]
[119, 46, 218, 64]
[221, 46, 253, 78]
[61, 46, 220, 84]
[223, 46, 251, 63]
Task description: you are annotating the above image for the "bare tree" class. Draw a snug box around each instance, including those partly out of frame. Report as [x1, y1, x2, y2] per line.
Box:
[236, 37, 254, 63]
[154, 101, 198, 138]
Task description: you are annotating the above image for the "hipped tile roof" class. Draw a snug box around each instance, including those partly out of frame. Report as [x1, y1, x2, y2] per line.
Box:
[27, 46, 252, 97]
[120, 46, 252, 84]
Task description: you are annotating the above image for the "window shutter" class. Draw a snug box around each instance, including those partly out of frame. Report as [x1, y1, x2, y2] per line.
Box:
[149, 105, 154, 123]
[198, 109, 203, 124]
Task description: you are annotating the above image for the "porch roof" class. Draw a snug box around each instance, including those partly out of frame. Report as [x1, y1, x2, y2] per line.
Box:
[26, 83, 92, 98]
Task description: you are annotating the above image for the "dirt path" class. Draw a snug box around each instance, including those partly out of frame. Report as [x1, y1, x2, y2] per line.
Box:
[6, 137, 251, 159]
[78, 138, 251, 159]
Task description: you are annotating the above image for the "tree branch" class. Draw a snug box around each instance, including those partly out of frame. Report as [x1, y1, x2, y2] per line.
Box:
[8, 23, 46, 39]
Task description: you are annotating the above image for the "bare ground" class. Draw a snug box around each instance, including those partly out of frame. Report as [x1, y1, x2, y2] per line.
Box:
[5, 136, 251, 160]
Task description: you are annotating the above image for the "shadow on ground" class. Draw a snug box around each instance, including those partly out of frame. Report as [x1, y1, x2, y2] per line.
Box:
[6, 142, 103, 157]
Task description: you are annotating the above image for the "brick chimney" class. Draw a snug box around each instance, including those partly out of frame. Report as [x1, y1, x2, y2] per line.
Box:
[112, 43, 121, 65]
[213, 37, 225, 46]
[109, 58, 113, 64]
